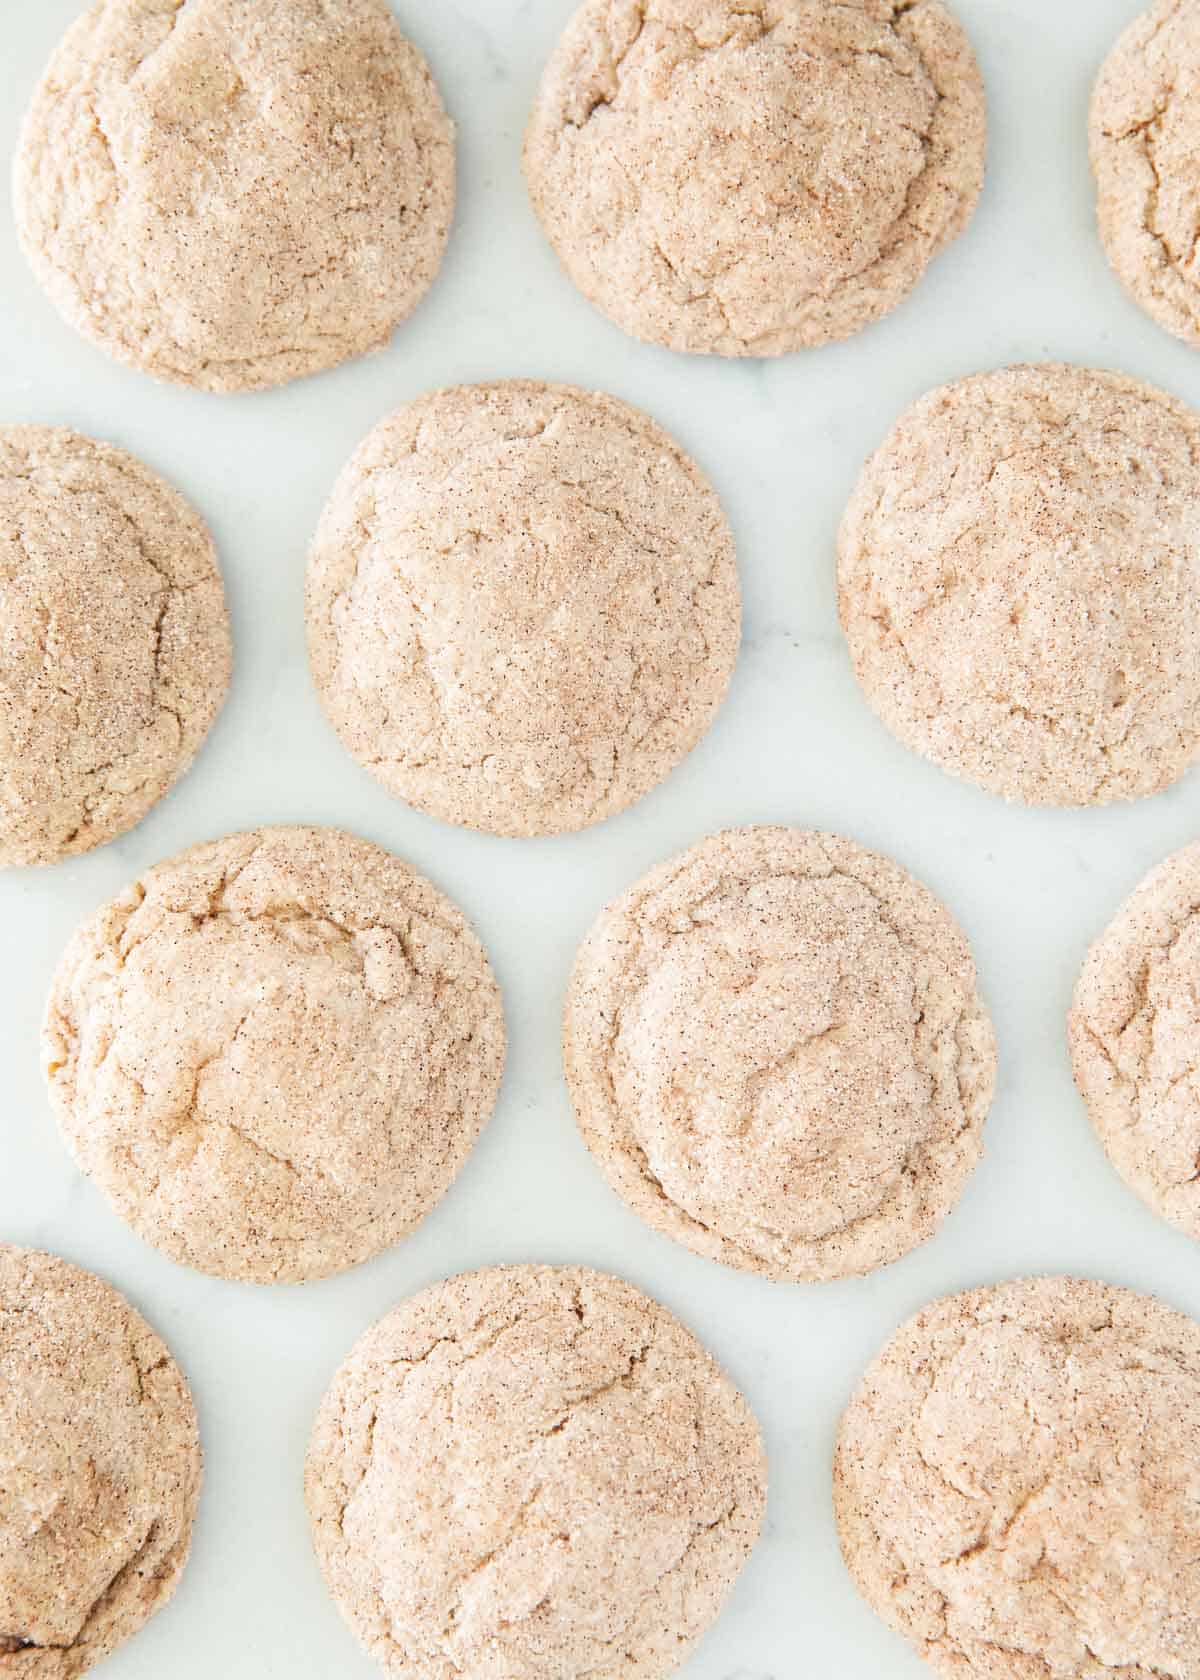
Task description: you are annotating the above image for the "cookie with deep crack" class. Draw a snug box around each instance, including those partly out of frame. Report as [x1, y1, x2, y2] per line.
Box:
[834, 1275, 1200, 1679]
[305, 1264, 766, 1679]
[305, 381, 740, 837]
[1070, 840, 1200, 1241]
[564, 827, 996, 1282]
[0, 426, 231, 868]
[838, 363, 1200, 806]
[0, 1244, 202, 1678]
[1091, 0, 1200, 349]
[523, 0, 986, 356]
[42, 826, 506, 1284]
[14, 0, 454, 392]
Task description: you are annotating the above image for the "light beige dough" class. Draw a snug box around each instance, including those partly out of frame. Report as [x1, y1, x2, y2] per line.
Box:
[524, 0, 986, 356]
[1091, 0, 1200, 349]
[306, 380, 740, 837]
[14, 0, 454, 392]
[838, 363, 1200, 807]
[834, 1275, 1200, 1679]
[42, 826, 506, 1284]
[0, 426, 230, 868]
[305, 1264, 766, 1679]
[0, 1244, 201, 1679]
[1070, 840, 1200, 1242]
[563, 827, 996, 1282]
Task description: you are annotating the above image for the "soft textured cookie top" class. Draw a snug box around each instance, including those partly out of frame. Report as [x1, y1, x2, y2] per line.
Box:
[524, 0, 985, 356]
[0, 1245, 201, 1679]
[0, 426, 230, 868]
[306, 381, 740, 837]
[42, 826, 505, 1284]
[564, 827, 996, 1282]
[834, 1276, 1200, 1679]
[14, 0, 454, 392]
[306, 1264, 765, 1679]
[1070, 841, 1200, 1242]
[1091, 0, 1200, 348]
[839, 363, 1200, 806]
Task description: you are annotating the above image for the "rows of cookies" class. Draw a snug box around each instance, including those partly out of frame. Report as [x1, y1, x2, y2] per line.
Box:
[5, 2, 1200, 1679]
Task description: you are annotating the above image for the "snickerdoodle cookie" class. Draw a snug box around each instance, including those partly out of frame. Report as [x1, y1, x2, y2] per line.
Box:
[1070, 841, 1200, 1241]
[0, 1244, 201, 1678]
[1092, 0, 1200, 349]
[305, 1264, 766, 1679]
[306, 381, 740, 837]
[0, 426, 230, 868]
[42, 826, 505, 1284]
[835, 1276, 1200, 1679]
[14, 0, 454, 392]
[563, 827, 996, 1282]
[839, 363, 1200, 806]
[524, 0, 986, 356]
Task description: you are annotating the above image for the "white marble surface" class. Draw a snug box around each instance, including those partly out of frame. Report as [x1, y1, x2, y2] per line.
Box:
[1, 1, 1198, 1675]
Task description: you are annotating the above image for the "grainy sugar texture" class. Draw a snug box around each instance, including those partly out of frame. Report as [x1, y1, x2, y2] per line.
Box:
[835, 1276, 1200, 1679]
[1091, 0, 1200, 349]
[306, 1264, 766, 1679]
[564, 826, 996, 1281]
[524, 0, 986, 355]
[838, 363, 1200, 806]
[42, 826, 506, 1284]
[0, 426, 230, 868]
[0, 1245, 202, 1679]
[306, 381, 740, 837]
[14, 0, 455, 392]
[1070, 840, 1200, 1242]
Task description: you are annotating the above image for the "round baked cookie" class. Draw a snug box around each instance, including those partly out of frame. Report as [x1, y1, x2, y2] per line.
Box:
[306, 381, 740, 837]
[0, 426, 230, 868]
[564, 827, 996, 1282]
[14, 0, 454, 392]
[42, 826, 505, 1284]
[835, 1276, 1200, 1679]
[1091, 0, 1200, 349]
[306, 1264, 766, 1679]
[1070, 840, 1200, 1241]
[0, 1244, 201, 1678]
[839, 363, 1200, 807]
[523, 0, 986, 357]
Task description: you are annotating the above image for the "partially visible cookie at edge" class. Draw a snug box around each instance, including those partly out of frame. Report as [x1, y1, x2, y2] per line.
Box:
[834, 1276, 1200, 1678]
[305, 1263, 766, 1679]
[42, 826, 506, 1284]
[14, 0, 455, 391]
[1091, 0, 1200, 348]
[306, 380, 740, 837]
[524, 0, 986, 355]
[838, 363, 1200, 806]
[0, 426, 231, 868]
[0, 1244, 202, 1679]
[1070, 840, 1200, 1241]
[564, 826, 996, 1282]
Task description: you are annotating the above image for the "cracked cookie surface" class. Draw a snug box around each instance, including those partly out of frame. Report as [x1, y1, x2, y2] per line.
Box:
[305, 381, 740, 837]
[305, 1264, 766, 1679]
[42, 825, 505, 1284]
[14, 0, 454, 392]
[0, 426, 230, 868]
[838, 363, 1200, 807]
[834, 1276, 1200, 1679]
[564, 827, 996, 1282]
[524, 0, 985, 356]
[1091, 0, 1200, 350]
[1070, 841, 1200, 1242]
[0, 1244, 201, 1679]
